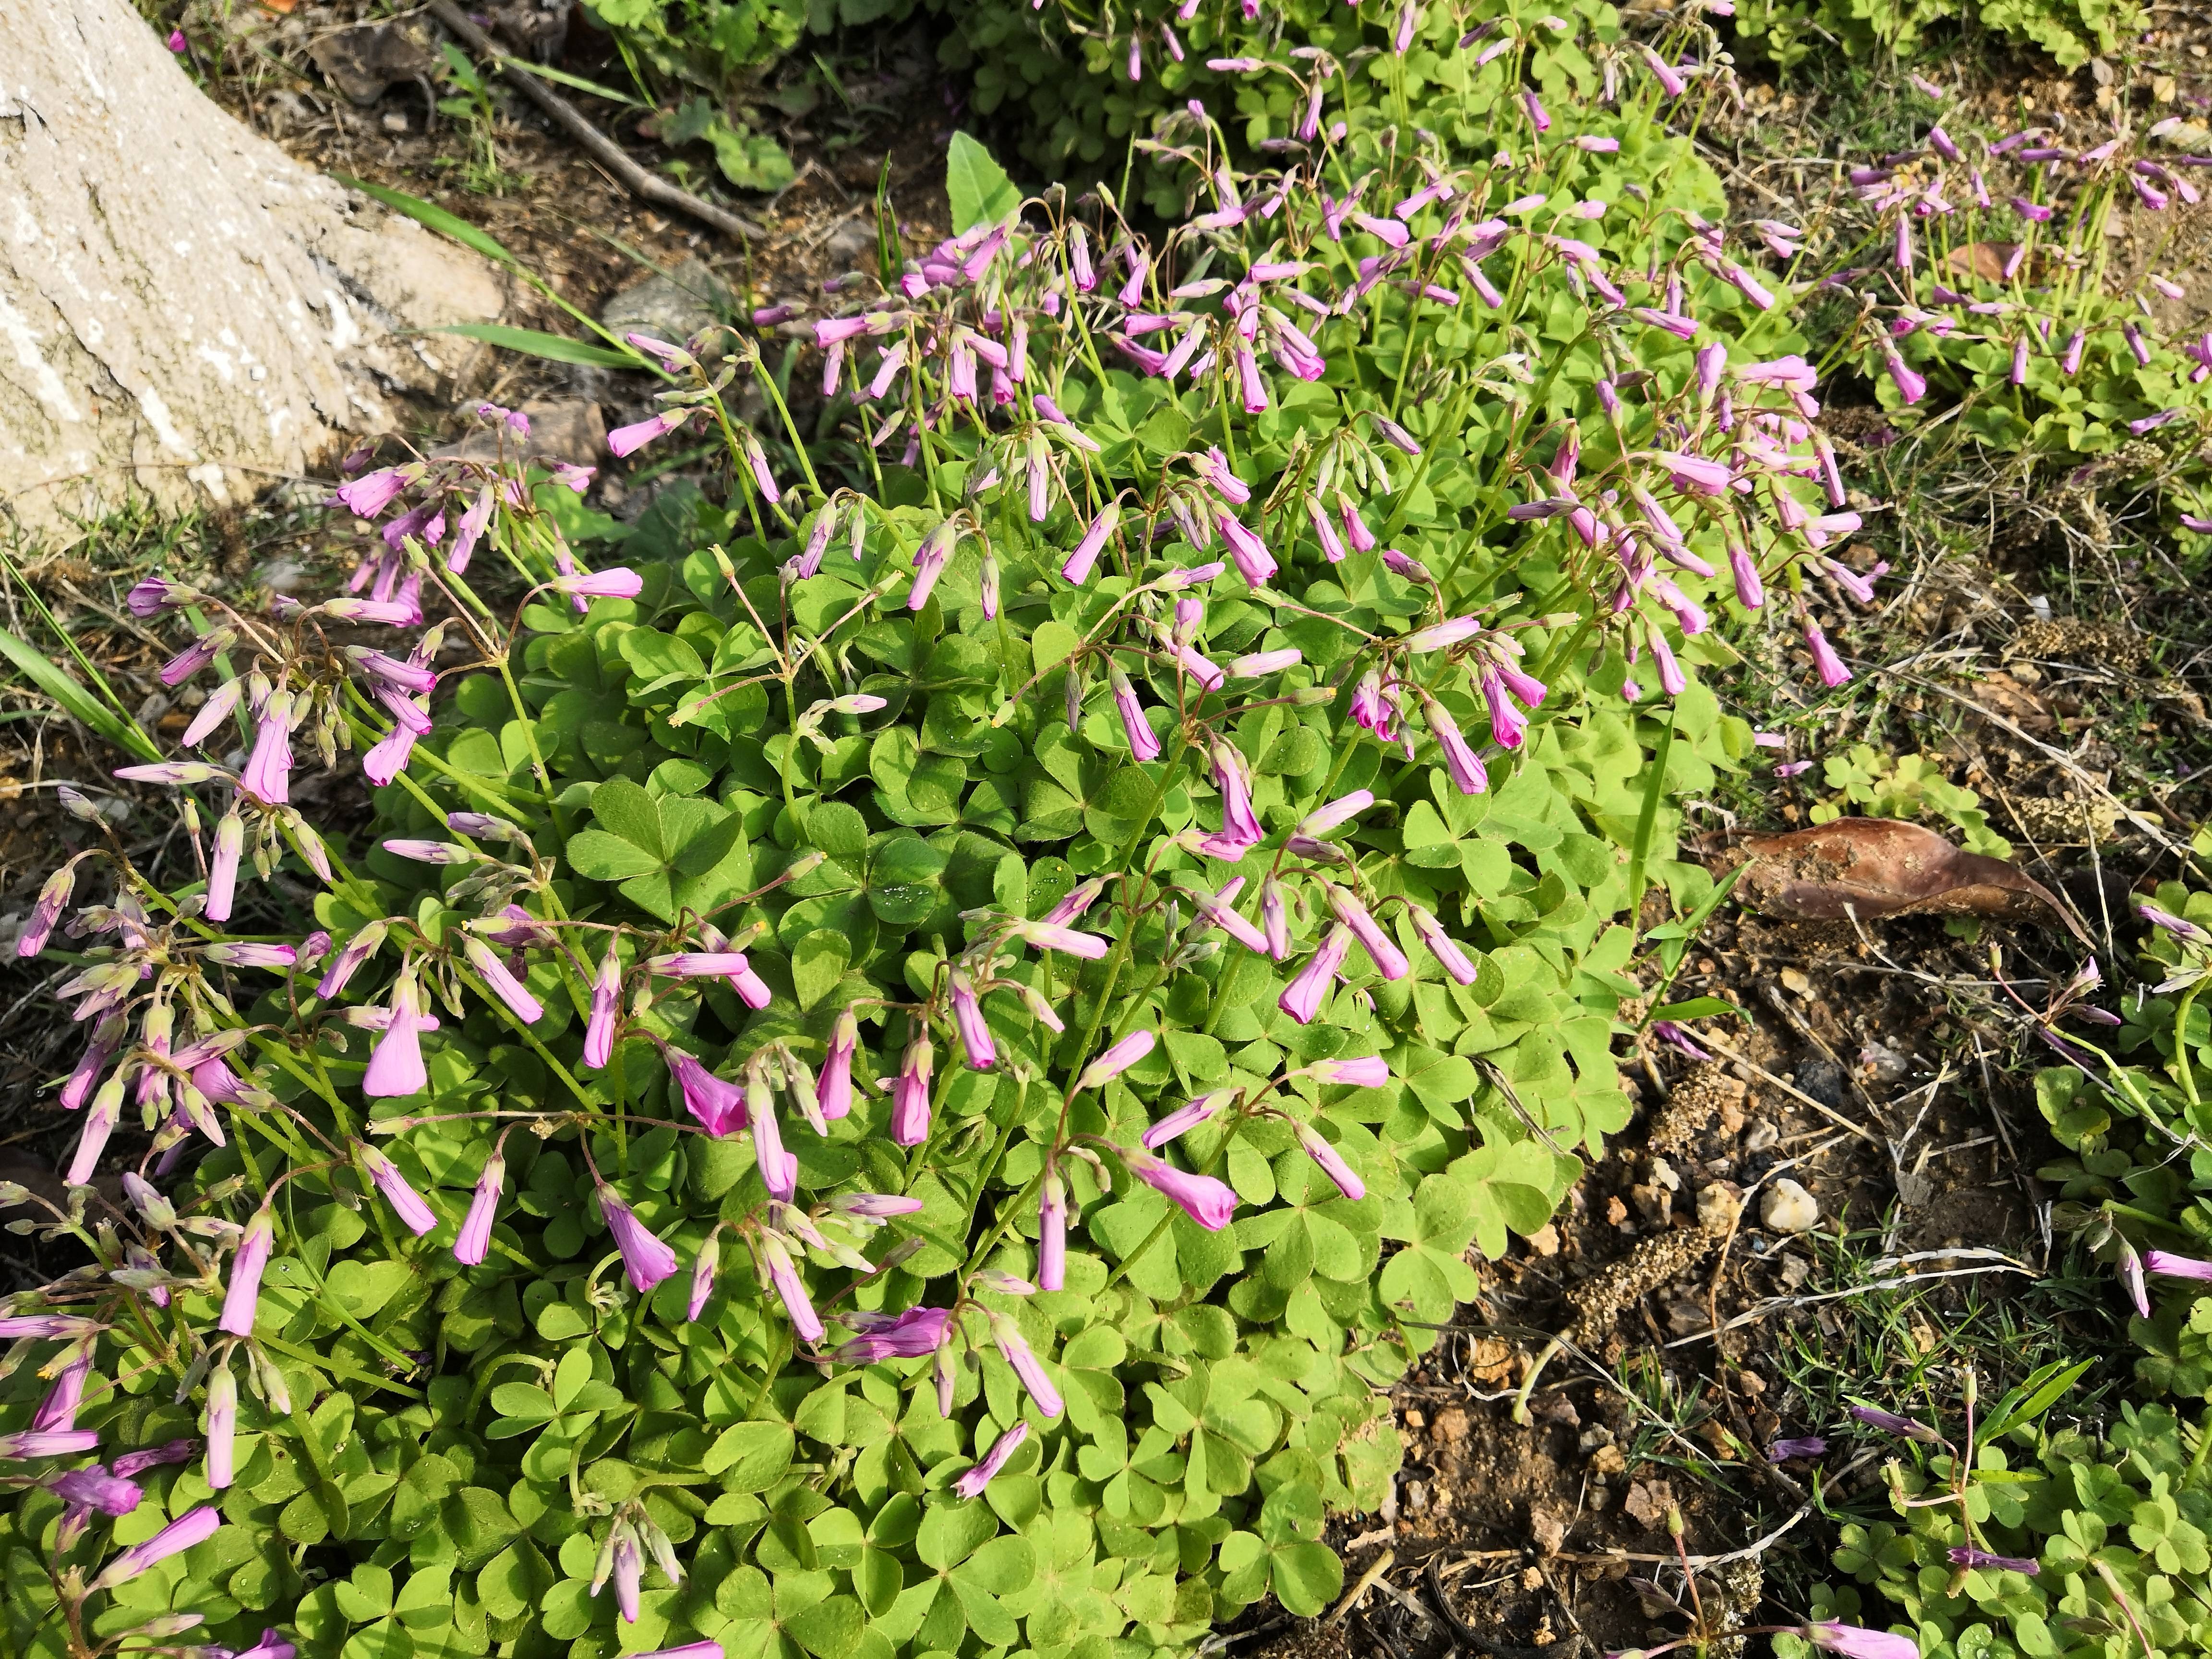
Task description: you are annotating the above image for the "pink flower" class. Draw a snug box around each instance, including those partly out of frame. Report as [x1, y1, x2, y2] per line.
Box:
[1108, 664, 1160, 760]
[1077, 1029, 1155, 1091]
[1189, 878, 1268, 953]
[667, 1050, 745, 1137]
[891, 1032, 934, 1145]
[240, 692, 294, 805]
[1210, 739, 1263, 849]
[1280, 924, 1352, 1024]
[1296, 1122, 1366, 1200]
[1123, 1145, 1238, 1229]
[1728, 541, 1765, 609]
[989, 1312, 1063, 1417]
[462, 937, 542, 1025]
[1307, 1055, 1389, 1088]
[599, 1186, 679, 1292]
[1012, 919, 1110, 958]
[748, 1073, 797, 1202]
[607, 408, 696, 458]
[1803, 621, 1853, 688]
[1324, 884, 1408, 980]
[552, 567, 644, 600]
[2146, 1250, 2212, 1280]
[1038, 1168, 1067, 1291]
[205, 1359, 237, 1490]
[1403, 616, 1482, 653]
[950, 970, 996, 1070]
[1064, 504, 1120, 584]
[955, 1421, 1029, 1499]
[1144, 1089, 1236, 1149]
[49, 1464, 141, 1517]
[219, 1208, 275, 1335]
[1883, 351, 1927, 405]
[31, 1355, 91, 1432]
[455, 1152, 504, 1266]
[89, 1505, 220, 1589]
[364, 975, 429, 1098]
[818, 1009, 858, 1120]
[1419, 693, 1488, 794]
[1219, 514, 1277, 587]
[583, 943, 622, 1070]
[361, 1146, 438, 1236]
[334, 468, 410, 519]
[1803, 1622, 1920, 1659]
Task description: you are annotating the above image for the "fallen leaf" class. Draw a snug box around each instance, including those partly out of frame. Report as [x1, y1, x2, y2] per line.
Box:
[307, 24, 437, 106]
[1942, 241, 2020, 281]
[1711, 818, 2089, 944]
[1976, 670, 2056, 735]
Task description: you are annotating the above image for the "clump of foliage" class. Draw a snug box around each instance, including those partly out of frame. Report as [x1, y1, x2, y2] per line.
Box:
[1811, 746, 2011, 857]
[1731, 0, 2142, 72]
[0, 17, 1905, 1651]
[1784, 1381, 2212, 1659]
[1799, 94, 2212, 561]
[2030, 843, 2212, 1398]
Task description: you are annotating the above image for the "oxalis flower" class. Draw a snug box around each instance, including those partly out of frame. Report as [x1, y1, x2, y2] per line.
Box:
[955, 1421, 1029, 1500]
[988, 1311, 1063, 1418]
[598, 1186, 679, 1293]
[455, 1152, 505, 1268]
[890, 1032, 935, 1145]
[89, 1505, 221, 1589]
[1803, 1622, 1921, 1659]
[1948, 1546, 2038, 1574]
[1121, 1145, 1238, 1229]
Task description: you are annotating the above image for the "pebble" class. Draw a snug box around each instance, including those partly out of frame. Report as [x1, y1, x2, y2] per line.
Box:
[1762, 1178, 1820, 1233]
[1696, 1184, 1743, 1231]
[1779, 967, 1813, 996]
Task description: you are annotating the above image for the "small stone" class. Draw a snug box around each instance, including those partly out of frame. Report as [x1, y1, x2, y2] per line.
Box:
[1743, 1120, 1779, 1153]
[1526, 1223, 1561, 1257]
[1403, 1408, 1425, 1430]
[381, 111, 409, 133]
[600, 256, 735, 358]
[1431, 1407, 1470, 1445]
[1762, 1178, 1819, 1234]
[1591, 1443, 1628, 1475]
[1697, 1184, 1743, 1231]
[1605, 1194, 1631, 1227]
[1531, 1392, 1580, 1429]
[1779, 967, 1812, 996]
[1649, 1156, 1681, 1192]
[1530, 1509, 1567, 1555]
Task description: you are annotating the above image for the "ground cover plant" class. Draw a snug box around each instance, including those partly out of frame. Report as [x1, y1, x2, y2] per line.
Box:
[0, 12, 1913, 1652]
[12, 3, 2212, 1659]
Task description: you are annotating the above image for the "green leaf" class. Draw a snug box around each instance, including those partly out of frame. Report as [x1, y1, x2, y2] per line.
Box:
[434, 323, 640, 368]
[703, 1420, 796, 1489]
[0, 624, 162, 761]
[946, 132, 1022, 232]
[340, 177, 518, 266]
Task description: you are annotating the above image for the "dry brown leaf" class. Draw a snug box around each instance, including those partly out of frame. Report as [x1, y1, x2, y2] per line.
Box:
[1976, 670, 2056, 735]
[1942, 241, 2020, 281]
[1713, 818, 2089, 944]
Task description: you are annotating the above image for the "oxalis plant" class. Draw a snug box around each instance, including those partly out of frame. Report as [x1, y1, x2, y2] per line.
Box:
[4, 24, 1901, 1659]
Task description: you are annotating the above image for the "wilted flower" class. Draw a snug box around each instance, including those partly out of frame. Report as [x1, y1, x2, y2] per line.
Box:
[1767, 1436, 1826, 1461]
[955, 1421, 1029, 1500]
[1947, 1546, 2038, 1574]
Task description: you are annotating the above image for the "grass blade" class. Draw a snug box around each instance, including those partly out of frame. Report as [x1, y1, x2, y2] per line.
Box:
[435, 323, 641, 368]
[339, 177, 519, 266]
[0, 625, 162, 761]
[1624, 704, 1677, 926]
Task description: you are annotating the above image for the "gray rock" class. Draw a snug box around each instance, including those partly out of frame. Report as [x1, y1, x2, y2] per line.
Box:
[599, 257, 734, 358]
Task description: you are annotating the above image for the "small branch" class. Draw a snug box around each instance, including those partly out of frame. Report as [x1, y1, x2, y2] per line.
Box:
[422, 0, 767, 243]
